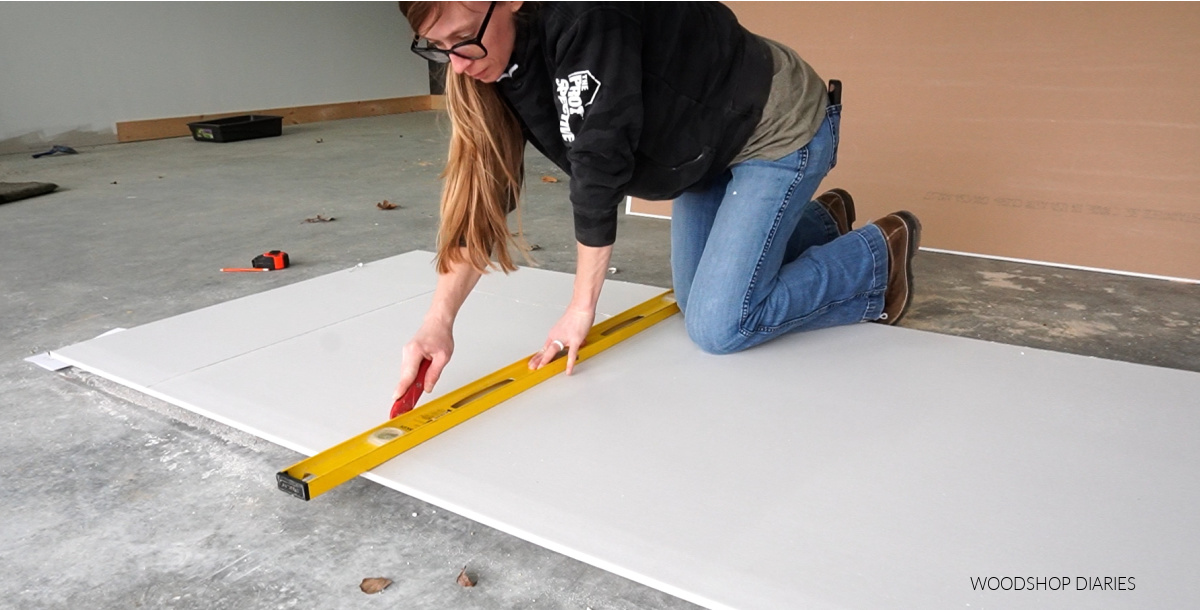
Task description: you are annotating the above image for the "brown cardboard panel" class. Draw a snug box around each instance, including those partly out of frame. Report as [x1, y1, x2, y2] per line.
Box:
[627, 196, 673, 218]
[714, 2, 1200, 280]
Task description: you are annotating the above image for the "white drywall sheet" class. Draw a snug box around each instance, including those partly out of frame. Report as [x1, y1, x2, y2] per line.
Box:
[51, 251, 1200, 609]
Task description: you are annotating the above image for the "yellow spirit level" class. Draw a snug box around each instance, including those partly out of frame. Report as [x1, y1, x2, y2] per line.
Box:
[277, 290, 679, 500]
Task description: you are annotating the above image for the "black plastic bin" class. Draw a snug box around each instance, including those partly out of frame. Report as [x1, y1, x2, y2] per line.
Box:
[187, 115, 283, 143]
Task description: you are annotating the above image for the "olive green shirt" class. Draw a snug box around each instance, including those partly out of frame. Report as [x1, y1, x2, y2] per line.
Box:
[730, 37, 828, 165]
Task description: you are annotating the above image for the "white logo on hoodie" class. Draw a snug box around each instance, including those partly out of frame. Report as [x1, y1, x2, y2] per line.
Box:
[555, 70, 601, 143]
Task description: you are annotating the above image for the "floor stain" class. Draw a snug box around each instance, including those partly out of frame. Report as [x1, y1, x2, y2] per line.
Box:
[977, 271, 1043, 292]
[1048, 319, 1121, 340]
[1005, 317, 1124, 341]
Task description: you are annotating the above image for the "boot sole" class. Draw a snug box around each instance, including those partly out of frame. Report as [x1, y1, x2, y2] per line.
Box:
[826, 188, 856, 228]
[817, 187, 857, 234]
[889, 210, 922, 324]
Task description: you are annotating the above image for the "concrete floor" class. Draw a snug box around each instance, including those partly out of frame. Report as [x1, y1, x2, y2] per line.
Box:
[2, 112, 1196, 610]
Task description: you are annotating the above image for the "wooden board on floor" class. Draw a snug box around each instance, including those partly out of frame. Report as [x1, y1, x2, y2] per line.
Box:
[50, 251, 1200, 609]
[116, 95, 436, 143]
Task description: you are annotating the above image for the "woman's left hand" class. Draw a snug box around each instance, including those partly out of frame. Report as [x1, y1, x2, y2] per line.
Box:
[528, 306, 595, 375]
[530, 242, 611, 375]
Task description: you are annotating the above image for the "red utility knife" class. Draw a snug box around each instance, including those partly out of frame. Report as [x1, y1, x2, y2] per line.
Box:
[390, 358, 431, 418]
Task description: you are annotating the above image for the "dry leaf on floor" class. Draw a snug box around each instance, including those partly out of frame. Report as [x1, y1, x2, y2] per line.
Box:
[528, 244, 542, 251]
[541, 175, 559, 183]
[417, 161, 433, 167]
[303, 214, 336, 223]
[359, 577, 392, 594]
[376, 200, 399, 210]
[456, 567, 476, 587]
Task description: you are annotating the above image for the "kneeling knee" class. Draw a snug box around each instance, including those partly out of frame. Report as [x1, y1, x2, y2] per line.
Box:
[685, 313, 747, 355]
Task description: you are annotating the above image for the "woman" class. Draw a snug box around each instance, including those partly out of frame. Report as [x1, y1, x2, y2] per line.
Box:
[393, 1, 920, 399]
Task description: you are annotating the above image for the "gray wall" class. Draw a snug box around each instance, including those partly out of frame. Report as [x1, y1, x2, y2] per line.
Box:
[0, 2, 428, 154]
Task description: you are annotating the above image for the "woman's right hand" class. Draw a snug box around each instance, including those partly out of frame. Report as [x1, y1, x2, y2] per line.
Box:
[393, 320, 454, 401]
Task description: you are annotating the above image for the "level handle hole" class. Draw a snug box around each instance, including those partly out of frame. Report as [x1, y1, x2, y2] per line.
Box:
[451, 378, 514, 409]
[600, 315, 644, 336]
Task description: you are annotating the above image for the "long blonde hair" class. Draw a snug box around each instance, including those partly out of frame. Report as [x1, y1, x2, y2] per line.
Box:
[400, 2, 530, 274]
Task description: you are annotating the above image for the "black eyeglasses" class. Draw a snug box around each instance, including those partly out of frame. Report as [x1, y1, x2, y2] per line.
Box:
[410, 1, 496, 63]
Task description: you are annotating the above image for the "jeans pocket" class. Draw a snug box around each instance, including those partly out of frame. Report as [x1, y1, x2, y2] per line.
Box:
[825, 105, 842, 170]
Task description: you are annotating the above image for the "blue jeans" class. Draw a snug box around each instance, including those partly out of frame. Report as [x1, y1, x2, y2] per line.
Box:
[670, 104, 889, 354]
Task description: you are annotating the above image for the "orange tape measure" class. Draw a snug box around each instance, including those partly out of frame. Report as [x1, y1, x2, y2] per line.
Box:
[222, 250, 290, 273]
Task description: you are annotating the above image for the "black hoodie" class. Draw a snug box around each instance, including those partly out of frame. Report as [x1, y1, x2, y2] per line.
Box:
[495, 1, 773, 247]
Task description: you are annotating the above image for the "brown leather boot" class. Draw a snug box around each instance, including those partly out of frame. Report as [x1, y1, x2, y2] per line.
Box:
[871, 210, 921, 325]
[816, 188, 856, 235]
